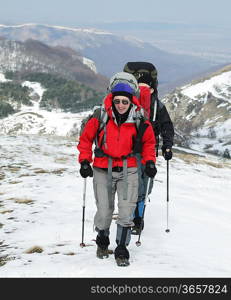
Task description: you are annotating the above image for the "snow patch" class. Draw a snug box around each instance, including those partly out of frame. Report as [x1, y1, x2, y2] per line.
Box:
[22, 81, 46, 101]
[0, 23, 112, 35]
[0, 72, 11, 82]
[82, 57, 97, 73]
[0, 78, 91, 136]
[0, 109, 91, 136]
[182, 70, 231, 102]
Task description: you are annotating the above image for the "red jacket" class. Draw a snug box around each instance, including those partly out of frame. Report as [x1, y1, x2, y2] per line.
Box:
[77, 93, 156, 168]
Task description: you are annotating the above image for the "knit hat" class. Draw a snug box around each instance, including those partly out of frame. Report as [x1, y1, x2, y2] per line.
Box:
[111, 83, 134, 100]
[137, 73, 154, 87]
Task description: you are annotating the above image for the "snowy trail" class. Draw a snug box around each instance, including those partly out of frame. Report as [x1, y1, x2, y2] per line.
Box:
[0, 135, 231, 277]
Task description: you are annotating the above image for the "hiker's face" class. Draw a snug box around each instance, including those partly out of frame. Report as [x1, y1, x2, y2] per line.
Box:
[113, 96, 131, 114]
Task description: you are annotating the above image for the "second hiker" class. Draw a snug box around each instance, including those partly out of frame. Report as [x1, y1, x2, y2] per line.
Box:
[123, 62, 175, 234]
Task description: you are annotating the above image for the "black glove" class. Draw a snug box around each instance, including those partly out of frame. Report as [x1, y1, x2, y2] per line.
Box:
[162, 146, 173, 161]
[144, 160, 157, 178]
[80, 160, 93, 178]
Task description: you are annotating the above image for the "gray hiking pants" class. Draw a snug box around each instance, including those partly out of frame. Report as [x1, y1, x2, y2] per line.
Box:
[93, 167, 138, 231]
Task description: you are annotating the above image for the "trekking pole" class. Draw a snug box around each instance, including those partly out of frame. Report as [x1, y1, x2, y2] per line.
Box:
[80, 178, 87, 247]
[136, 178, 151, 246]
[165, 160, 170, 233]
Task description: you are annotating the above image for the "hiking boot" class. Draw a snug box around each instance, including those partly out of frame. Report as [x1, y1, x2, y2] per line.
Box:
[96, 233, 110, 259]
[114, 245, 130, 267]
[116, 256, 130, 266]
[96, 246, 109, 259]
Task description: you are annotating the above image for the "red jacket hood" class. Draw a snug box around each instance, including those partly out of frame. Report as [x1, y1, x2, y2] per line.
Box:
[103, 93, 142, 117]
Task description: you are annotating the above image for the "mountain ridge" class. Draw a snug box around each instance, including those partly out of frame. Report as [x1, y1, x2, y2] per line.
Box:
[163, 66, 231, 157]
[0, 23, 218, 89]
[0, 36, 108, 91]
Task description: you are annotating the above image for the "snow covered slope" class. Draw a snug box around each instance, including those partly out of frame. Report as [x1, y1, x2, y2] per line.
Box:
[0, 73, 91, 136]
[163, 66, 231, 157]
[0, 135, 230, 277]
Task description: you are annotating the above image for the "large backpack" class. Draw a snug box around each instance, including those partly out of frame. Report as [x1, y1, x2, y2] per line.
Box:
[80, 71, 141, 139]
[123, 61, 160, 118]
[107, 71, 140, 97]
[79, 106, 107, 138]
[123, 62, 158, 90]
[79, 69, 148, 155]
[123, 62, 159, 120]
[123, 61, 160, 155]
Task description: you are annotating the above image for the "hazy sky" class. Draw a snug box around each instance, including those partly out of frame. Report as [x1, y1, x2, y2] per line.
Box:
[0, 0, 231, 28]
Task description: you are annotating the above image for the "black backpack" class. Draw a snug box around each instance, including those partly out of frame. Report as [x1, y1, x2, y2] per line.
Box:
[123, 61, 161, 155]
[123, 62, 158, 90]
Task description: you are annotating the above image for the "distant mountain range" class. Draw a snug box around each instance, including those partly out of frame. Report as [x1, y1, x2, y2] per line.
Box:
[0, 23, 230, 158]
[0, 23, 220, 93]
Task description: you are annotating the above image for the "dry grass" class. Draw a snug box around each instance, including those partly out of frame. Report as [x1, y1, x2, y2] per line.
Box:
[32, 168, 49, 174]
[24, 246, 44, 254]
[176, 153, 203, 164]
[0, 209, 14, 214]
[19, 173, 36, 178]
[54, 157, 69, 163]
[7, 167, 21, 172]
[0, 243, 16, 266]
[48, 251, 60, 255]
[0, 172, 5, 180]
[51, 168, 67, 175]
[9, 180, 23, 184]
[15, 198, 34, 204]
[32, 168, 67, 175]
[64, 252, 76, 256]
[0, 255, 9, 267]
[7, 197, 34, 204]
[176, 152, 231, 169]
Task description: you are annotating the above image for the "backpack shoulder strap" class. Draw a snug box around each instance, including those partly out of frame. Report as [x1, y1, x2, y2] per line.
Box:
[91, 106, 108, 130]
[150, 93, 161, 122]
[108, 72, 140, 97]
[132, 109, 149, 154]
[92, 106, 109, 148]
[134, 107, 148, 129]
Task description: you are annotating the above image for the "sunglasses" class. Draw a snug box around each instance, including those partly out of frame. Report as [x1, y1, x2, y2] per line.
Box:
[113, 99, 130, 105]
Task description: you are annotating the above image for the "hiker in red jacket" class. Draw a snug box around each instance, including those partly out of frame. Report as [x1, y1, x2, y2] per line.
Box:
[77, 81, 157, 266]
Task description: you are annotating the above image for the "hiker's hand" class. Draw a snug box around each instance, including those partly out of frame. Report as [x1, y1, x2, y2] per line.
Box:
[162, 146, 173, 161]
[80, 160, 93, 178]
[144, 161, 157, 178]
